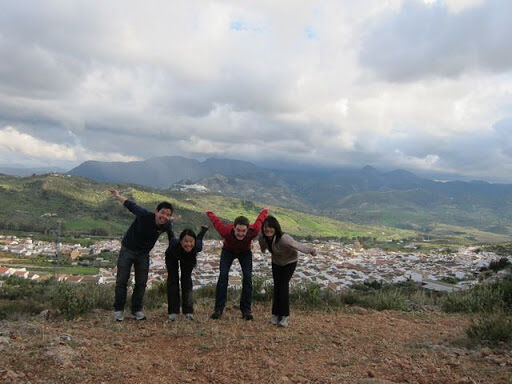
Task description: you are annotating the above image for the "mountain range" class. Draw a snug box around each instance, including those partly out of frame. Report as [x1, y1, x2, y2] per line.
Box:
[67, 156, 512, 237]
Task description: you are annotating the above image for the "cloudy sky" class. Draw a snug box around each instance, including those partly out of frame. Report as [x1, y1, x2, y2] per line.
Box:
[0, 0, 511, 181]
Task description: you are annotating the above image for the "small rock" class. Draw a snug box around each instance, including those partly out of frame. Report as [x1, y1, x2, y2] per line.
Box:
[0, 337, 10, 345]
[480, 347, 492, 357]
[367, 370, 376, 378]
[352, 306, 368, 315]
[60, 334, 72, 341]
[39, 309, 50, 319]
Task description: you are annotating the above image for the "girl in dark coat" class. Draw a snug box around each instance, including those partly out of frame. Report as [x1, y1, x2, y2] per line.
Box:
[166, 225, 208, 321]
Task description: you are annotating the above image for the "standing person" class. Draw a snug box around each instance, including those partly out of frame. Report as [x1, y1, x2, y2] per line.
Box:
[166, 225, 208, 321]
[110, 189, 173, 321]
[207, 208, 268, 320]
[259, 215, 316, 327]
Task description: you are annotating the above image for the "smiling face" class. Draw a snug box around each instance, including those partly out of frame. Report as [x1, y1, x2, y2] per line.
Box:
[155, 208, 172, 226]
[263, 223, 275, 238]
[234, 224, 248, 240]
[180, 234, 195, 253]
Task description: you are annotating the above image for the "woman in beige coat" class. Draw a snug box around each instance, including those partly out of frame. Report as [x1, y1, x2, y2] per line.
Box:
[259, 215, 316, 327]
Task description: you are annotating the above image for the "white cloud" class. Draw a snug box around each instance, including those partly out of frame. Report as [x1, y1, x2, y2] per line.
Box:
[0, 126, 140, 163]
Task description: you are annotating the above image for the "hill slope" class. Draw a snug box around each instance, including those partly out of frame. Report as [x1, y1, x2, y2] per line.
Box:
[0, 174, 413, 241]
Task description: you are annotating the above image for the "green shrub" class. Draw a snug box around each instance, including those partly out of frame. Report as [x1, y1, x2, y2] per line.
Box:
[442, 277, 512, 314]
[144, 280, 167, 309]
[290, 282, 340, 310]
[466, 313, 512, 345]
[252, 275, 273, 302]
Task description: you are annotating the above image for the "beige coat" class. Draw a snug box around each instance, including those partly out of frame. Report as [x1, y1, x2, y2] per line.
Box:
[258, 233, 316, 266]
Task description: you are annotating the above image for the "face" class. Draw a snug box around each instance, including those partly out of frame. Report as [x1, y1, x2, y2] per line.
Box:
[180, 235, 195, 253]
[234, 224, 248, 240]
[155, 208, 172, 226]
[263, 224, 275, 238]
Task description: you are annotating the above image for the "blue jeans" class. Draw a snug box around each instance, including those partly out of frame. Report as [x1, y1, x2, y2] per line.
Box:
[114, 246, 150, 313]
[214, 249, 253, 314]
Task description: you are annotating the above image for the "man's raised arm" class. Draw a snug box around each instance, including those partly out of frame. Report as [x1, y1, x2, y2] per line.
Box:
[109, 189, 127, 204]
[109, 189, 148, 216]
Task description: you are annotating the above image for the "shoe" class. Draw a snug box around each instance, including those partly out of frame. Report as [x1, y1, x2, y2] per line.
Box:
[278, 316, 289, 327]
[242, 312, 254, 321]
[168, 313, 177, 321]
[132, 311, 146, 321]
[210, 311, 222, 319]
[114, 311, 124, 322]
[270, 315, 279, 325]
[185, 313, 194, 321]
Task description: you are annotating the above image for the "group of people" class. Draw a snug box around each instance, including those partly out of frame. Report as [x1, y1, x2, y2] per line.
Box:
[110, 189, 316, 327]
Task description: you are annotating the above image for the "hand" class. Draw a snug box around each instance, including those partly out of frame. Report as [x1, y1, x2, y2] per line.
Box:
[109, 189, 120, 198]
[201, 225, 209, 231]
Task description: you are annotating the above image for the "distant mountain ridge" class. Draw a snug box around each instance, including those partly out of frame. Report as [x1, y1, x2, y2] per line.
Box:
[67, 156, 512, 236]
[68, 156, 260, 188]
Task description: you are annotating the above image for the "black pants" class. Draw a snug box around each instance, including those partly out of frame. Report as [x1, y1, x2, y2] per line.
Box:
[114, 246, 149, 313]
[272, 262, 297, 317]
[166, 254, 194, 314]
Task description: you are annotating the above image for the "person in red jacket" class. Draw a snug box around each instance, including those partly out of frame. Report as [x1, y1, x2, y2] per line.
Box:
[206, 208, 268, 320]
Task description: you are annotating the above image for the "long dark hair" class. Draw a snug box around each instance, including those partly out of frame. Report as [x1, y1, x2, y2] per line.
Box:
[178, 228, 197, 254]
[179, 228, 197, 242]
[262, 215, 283, 252]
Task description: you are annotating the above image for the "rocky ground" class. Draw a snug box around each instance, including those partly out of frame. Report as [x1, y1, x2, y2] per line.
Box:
[0, 301, 511, 384]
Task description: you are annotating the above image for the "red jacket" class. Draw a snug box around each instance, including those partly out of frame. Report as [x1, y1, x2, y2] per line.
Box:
[206, 209, 268, 253]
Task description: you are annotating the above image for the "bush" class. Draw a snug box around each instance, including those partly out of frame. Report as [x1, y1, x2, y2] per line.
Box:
[466, 313, 512, 345]
[144, 280, 167, 309]
[290, 282, 340, 310]
[341, 280, 440, 311]
[0, 276, 114, 320]
[252, 275, 273, 302]
[442, 277, 512, 314]
[489, 257, 511, 273]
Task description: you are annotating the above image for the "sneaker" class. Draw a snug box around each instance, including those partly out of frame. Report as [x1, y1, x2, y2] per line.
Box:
[270, 315, 279, 325]
[114, 311, 124, 322]
[210, 311, 222, 319]
[132, 311, 146, 321]
[185, 313, 194, 321]
[278, 316, 289, 327]
[242, 312, 254, 321]
[168, 313, 177, 321]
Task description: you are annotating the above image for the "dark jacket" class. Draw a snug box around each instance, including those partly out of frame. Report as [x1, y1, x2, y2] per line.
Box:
[121, 200, 173, 253]
[165, 235, 204, 268]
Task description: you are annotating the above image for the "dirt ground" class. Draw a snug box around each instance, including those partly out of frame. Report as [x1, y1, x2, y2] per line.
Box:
[0, 302, 511, 384]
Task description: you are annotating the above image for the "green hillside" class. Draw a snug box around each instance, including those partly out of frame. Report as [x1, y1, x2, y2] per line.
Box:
[0, 174, 414, 241]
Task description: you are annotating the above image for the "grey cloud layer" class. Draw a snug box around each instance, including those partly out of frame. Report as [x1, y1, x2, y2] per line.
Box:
[360, 0, 512, 81]
[0, 0, 511, 181]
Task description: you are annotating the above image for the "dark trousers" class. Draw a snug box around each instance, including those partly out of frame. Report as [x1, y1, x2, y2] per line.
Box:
[166, 255, 194, 314]
[214, 249, 253, 314]
[114, 246, 150, 313]
[272, 262, 297, 317]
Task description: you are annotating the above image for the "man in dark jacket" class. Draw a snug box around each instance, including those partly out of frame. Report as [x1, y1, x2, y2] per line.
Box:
[110, 189, 173, 321]
[206, 208, 268, 320]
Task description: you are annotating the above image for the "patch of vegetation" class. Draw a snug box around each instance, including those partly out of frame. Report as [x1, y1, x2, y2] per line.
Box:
[466, 312, 512, 346]
[441, 276, 512, 314]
